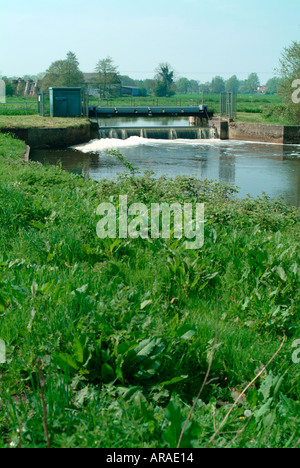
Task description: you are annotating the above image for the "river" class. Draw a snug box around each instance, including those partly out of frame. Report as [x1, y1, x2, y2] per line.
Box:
[30, 118, 300, 206]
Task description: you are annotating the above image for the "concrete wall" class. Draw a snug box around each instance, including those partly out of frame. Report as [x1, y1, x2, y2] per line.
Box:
[208, 120, 229, 140]
[207, 120, 300, 144]
[284, 126, 300, 144]
[228, 122, 284, 144]
[3, 119, 300, 147]
[0, 121, 92, 149]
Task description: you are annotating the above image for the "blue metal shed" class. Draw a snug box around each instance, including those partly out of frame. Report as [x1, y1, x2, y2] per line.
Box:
[49, 87, 82, 117]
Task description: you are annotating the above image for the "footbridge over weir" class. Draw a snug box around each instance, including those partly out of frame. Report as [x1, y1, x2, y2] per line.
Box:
[88, 105, 213, 120]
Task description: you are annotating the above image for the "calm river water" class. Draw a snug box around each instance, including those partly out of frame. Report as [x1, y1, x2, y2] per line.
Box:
[30, 118, 300, 206]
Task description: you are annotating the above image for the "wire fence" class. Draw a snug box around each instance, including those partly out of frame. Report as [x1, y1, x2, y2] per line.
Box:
[0, 100, 39, 115]
[220, 92, 237, 119]
[87, 95, 206, 108]
[0, 92, 228, 117]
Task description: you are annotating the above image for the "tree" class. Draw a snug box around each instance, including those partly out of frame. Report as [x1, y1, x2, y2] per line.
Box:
[225, 75, 239, 93]
[189, 79, 200, 94]
[94, 57, 121, 98]
[40, 52, 83, 91]
[61, 51, 84, 87]
[277, 41, 300, 123]
[176, 78, 200, 95]
[120, 75, 136, 86]
[176, 77, 190, 94]
[246, 73, 260, 93]
[265, 77, 281, 94]
[140, 79, 156, 94]
[154, 63, 175, 97]
[199, 82, 211, 93]
[279, 41, 300, 79]
[211, 76, 225, 94]
[40, 60, 65, 90]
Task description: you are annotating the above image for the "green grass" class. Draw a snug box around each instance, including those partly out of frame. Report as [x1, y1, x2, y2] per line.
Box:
[0, 134, 299, 448]
[89, 93, 286, 124]
[1, 93, 289, 125]
[0, 115, 90, 129]
[0, 96, 39, 115]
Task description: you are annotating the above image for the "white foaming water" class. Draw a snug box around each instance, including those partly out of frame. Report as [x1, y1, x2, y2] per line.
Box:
[71, 137, 147, 152]
[71, 137, 300, 154]
[71, 136, 223, 153]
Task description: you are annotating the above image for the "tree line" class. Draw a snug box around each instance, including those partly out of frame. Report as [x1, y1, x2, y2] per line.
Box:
[3, 52, 281, 98]
[2, 41, 299, 123]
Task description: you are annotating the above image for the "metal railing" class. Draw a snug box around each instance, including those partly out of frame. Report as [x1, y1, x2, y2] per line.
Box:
[87, 95, 206, 108]
[220, 92, 237, 119]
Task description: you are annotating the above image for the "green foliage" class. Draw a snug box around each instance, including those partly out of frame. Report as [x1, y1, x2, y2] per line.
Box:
[276, 41, 300, 124]
[265, 77, 282, 95]
[94, 56, 121, 98]
[211, 76, 225, 94]
[40, 51, 84, 91]
[226, 75, 239, 94]
[0, 134, 299, 448]
[176, 77, 200, 95]
[154, 63, 176, 97]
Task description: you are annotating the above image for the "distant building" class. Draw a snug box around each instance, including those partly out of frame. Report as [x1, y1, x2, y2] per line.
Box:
[83, 74, 141, 97]
[10, 78, 39, 97]
[121, 85, 141, 96]
[257, 86, 267, 94]
[83, 72, 121, 97]
[24, 79, 39, 97]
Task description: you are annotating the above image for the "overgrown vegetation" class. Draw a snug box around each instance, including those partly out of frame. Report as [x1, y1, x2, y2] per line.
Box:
[0, 133, 299, 448]
[260, 40, 300, 125]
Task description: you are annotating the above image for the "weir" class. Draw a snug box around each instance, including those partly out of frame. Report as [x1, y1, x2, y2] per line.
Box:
[89, 105, 213, 119]
[98, 126, 216, 140]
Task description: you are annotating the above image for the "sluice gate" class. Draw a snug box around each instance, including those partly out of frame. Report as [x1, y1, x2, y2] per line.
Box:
[98, 126, 216, 140]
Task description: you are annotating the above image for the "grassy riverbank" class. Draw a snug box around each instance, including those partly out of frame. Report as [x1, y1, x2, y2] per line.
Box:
[0, 115, 90, 129]
[0, 133, 299, 448]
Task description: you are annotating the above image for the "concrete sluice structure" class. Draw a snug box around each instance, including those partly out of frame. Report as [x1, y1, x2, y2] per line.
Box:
[98, 126, 216, 140]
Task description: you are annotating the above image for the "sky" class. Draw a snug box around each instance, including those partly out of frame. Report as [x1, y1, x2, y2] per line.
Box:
[0, 0, 299, 84]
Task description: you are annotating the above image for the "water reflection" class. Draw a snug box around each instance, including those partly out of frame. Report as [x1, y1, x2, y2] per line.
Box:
[30, 139, 300, 207]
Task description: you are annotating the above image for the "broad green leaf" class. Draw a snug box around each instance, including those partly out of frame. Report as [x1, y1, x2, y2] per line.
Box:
[101, 363, 115, 383]
[163, 397, 200, 448]
[259, 373, 275, 401]
[56, 353, 79, 371]
[72, 337, 84, 364]
[180, 329, 196, 340]
[135, 339, 157, 358]
[254, 398, 273, 419]
[160, 375, 188, 387]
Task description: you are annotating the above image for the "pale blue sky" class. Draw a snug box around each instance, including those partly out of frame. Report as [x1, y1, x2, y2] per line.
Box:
[1, 0, 299, 84]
